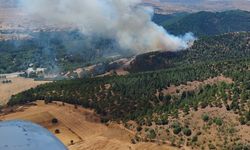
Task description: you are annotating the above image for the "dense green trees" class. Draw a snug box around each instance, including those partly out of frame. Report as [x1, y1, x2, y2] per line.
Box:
[159, 10, 250, 36]
[129, 32, 250, 73]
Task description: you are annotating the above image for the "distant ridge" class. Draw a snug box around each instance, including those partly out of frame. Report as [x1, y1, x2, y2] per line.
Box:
[153, 10, 250, 36]
[142, 0, 250, 14]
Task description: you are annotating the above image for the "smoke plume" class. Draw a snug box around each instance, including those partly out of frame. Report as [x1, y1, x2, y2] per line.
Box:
[21, 0, 195, 53]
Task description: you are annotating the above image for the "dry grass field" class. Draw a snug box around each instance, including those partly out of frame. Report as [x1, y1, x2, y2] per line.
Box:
[0, 101, 177, 150]
[0, 77, 49, 105]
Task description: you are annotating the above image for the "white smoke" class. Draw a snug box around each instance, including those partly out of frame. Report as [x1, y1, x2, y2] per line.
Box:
[21, 0, 195, 53]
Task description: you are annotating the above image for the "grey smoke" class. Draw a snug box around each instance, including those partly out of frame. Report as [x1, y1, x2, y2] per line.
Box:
[21, 0, 195, 53]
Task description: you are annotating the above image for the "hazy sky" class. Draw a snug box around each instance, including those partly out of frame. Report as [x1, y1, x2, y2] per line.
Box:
[0, 0, 249, 13]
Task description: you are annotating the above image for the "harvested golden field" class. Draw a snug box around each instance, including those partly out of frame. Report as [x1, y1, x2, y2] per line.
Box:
[0, 101, 176, 150]
[0, 77, 49, 105]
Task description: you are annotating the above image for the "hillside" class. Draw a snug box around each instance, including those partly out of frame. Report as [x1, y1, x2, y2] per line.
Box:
[155, 10, 250, 36]
[7, 32, 250, 149]
[129, 32, 250, 72]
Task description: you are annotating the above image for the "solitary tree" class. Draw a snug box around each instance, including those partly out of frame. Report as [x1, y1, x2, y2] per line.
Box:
[52, 118, 58, 124]
[55, 129, 60, 134]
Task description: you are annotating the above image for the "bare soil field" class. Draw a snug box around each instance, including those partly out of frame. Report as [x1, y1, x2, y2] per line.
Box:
[0, 77, 50, 105]
[0, 101, 176, 150]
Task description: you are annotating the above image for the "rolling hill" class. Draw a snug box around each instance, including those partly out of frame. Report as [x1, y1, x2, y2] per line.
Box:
[129, 32, 250, 72]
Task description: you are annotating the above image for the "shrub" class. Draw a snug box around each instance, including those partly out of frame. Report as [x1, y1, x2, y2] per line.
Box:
[173, 127, 182, 135]
[166, 129, 170, 133]
[245, 111, 250, 121]
[171, 121, 181, 128]
[183, 105, 190, 115]
[145, 119, 152, 126]
[155, 119, 163, 125]
[183, 128, 192, 136]
[239, 116, 246, 125]
[136, 126, 142, 132]
[148, 129, 157, 139]
[55, 129, 60, 134]
[214, 117, 223, 126]
[52, 118, 58, 124]
[200, 101, 208, 109]
[155, 117, 169, 125]
[162, 119, 169, 125]
[170, 137, 176, 146]
[208, 120, 213, 126]
[192, 135, 198, 142]
[171, 121, 182, 134]
[202, 114, 209, 122]
[208, 144, 216, 150]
